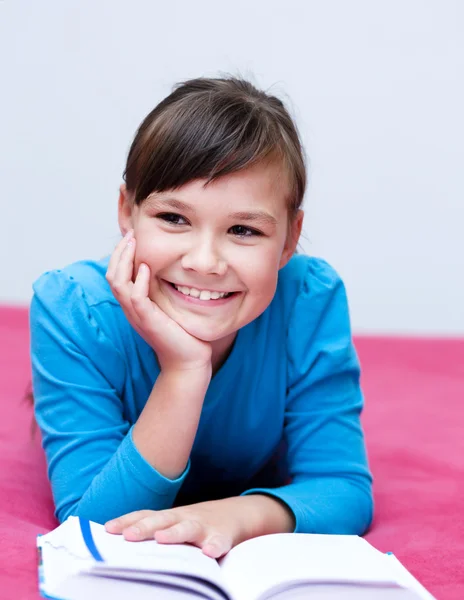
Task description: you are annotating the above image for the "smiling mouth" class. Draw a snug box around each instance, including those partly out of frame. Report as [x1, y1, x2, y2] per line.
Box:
[165, 281, 238, 302]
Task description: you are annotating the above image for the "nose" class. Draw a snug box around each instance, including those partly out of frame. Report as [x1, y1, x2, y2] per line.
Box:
[181, 235, 227, 277]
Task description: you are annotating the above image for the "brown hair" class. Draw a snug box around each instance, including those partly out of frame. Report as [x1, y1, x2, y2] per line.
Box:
[123, 76, 306, 218]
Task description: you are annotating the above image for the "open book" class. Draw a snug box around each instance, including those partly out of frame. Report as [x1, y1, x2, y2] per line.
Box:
[37, 517, 435, 600]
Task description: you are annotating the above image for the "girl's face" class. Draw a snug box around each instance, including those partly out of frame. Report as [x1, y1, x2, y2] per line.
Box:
[118, 161, 303, 351]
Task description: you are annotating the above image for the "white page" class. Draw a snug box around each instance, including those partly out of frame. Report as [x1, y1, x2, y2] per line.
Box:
[87, 519, 224, 585]
[38, 517, 228, 599]
[218, 534, 406, 600]
[89, 569, 228, 600]
[49, 572, 211, 600]
[38, 517, 97, 595]
[267, 582, 423, 600]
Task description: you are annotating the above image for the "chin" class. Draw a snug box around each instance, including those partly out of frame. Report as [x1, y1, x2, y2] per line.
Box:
[181, 327, 224, 343]
[177, 319, 231, 343]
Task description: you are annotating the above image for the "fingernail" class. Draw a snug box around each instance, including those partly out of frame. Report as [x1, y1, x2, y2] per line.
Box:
[125, 229, 134, 240]
[129, 526, 141, 536]
[204, 544, 222, 558]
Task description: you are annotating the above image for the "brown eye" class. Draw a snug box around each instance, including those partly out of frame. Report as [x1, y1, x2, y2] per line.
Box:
[157, 213, 189, 225]
[230, 225, 262, 238]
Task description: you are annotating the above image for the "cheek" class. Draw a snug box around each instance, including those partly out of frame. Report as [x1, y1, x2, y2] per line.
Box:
[240, 264, 280, 318]
[134, 235, 173, 269]
[131, 237, 171, 291]
[240, 248, 281, 291]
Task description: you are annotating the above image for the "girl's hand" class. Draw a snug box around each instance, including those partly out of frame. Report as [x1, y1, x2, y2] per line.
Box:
[105, 496, 295, 559]
[106, 230, 212, 373]
[105, 498, 247, 559]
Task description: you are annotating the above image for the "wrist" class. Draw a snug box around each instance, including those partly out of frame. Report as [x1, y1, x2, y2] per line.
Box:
[161, 363, 212, 384]
[162, 362, 212, 378]
[232, 495, 296, 544]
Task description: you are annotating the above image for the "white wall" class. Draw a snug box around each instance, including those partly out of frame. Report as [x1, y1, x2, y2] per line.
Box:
[1, 0, 463, 335]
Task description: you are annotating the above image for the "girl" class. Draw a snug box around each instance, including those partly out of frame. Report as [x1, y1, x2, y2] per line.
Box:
[30, 76, 373, 559]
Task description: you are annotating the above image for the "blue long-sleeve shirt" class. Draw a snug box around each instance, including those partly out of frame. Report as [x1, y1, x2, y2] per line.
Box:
[30, 253, 373, 534]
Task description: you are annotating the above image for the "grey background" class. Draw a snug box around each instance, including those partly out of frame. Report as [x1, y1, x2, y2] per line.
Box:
[1, 0, 463, 335]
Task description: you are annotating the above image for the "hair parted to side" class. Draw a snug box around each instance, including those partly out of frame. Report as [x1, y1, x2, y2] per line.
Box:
[123, 76, 307, 218]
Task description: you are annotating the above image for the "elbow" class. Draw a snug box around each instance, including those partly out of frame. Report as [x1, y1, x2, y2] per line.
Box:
[354, 487, 374, 535]
[291, 474, 374, 535]
[340, 480, 374, 536]
[321, 476, 374, 536]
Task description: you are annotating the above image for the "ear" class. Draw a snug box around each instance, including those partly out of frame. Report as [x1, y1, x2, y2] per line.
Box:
[118, 184, 135, 236]
[279, 210, 304, 269]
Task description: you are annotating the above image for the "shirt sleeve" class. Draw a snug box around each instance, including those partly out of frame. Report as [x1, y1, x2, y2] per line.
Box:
[241, 259, 373, 535]
[30, 269, 189, 524]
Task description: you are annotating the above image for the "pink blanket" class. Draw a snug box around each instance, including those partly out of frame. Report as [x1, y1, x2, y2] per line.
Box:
[1, 306, 463, 599]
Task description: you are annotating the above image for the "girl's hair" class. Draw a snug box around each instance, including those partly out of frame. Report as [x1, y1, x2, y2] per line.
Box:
[123, 76, 306, 218]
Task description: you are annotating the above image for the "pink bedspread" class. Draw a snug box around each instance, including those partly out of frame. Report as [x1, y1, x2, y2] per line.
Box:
[0, 306, 462, 599]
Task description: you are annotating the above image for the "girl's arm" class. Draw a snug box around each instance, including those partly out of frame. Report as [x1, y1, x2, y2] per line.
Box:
[30, 268, 207, 524]
[241, 259, 373, 535]
[132, 366, 210, 480]
[104, 494, 295, 558]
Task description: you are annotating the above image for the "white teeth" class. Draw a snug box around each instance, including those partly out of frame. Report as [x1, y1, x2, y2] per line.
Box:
[173, 284, 229, 300]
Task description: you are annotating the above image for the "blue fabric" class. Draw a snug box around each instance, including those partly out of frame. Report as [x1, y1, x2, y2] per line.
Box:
[30, 254, 373, 535]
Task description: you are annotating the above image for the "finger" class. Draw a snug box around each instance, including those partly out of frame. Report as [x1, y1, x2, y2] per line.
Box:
[156, 522, 231, 558]
[122, 512, 178, 541]
[131, 264, 175, 331]
[105, 510, 158, 533]
[154, 519, 204, 546]
[106, 230, 134, 282]
[130, 263, 153, 318]
[111, 237, 136, 299]
[202, 534, 232, 559]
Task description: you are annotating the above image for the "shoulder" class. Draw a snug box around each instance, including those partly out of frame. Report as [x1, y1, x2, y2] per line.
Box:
[276, 254, 354, 368]
[30, 255, 123, 352]
[276, 253, 345, 319]
[32, 255, 114, 309]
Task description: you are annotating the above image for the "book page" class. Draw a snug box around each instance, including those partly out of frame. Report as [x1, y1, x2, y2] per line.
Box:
[38, 517, 229, 599]
[266, 583, 423, 600]
[218, 533, 405, 600]
[85, 570, 228, 600]
[38, 517, 96, 594]
[87, 518, 222, 582]
[44, 572, 217, 600]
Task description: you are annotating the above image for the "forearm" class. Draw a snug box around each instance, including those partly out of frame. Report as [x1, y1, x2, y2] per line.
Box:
[242, 476, 373, 535]
[132, 366, 211, 479]
[57, 367, 211, 523]
[67, 428, 187, 523]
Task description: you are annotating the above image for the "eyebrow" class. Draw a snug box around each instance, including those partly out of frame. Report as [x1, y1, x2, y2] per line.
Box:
[148, 196, 278, 227]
